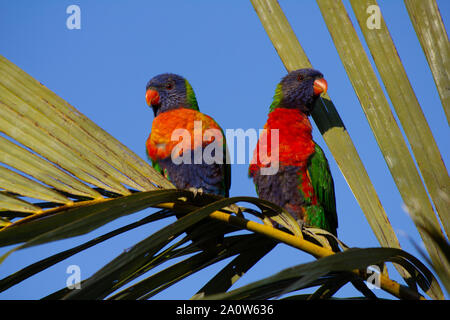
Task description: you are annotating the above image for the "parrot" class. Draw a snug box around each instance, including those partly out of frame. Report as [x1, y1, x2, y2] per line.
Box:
[249, 68, 338, 236]
[145, 73, 230, 197]
[145, 73, 232, 249]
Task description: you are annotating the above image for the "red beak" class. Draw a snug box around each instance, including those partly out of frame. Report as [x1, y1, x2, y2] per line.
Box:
[146, 89, 160, 106]
[313, 78, 328, 96]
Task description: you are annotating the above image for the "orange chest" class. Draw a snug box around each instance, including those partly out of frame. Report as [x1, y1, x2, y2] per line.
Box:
[146, 108, 223, 160]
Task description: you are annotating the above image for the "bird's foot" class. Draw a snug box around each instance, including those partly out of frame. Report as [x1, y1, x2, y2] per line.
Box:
[296, 219, 306, 230]
[188, 187, 204, 198]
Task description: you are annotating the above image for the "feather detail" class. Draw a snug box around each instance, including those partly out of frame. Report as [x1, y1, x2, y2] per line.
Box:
[249, 108, 315, 175]
[146, 108, 223, 161]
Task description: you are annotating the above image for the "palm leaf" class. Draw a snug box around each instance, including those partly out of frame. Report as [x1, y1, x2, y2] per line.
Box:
[193, 240, 277, 298]
[0, 135, 101, 199]
[315, 0, 448, 281]
[306, 273, 375, 300]
[0, 209, 173, 293]
[198, 247, 436, 300]
[404, 0, 450, 124]
[107, 234, 276, 300]
[0, 192, 42, 214]
[0, 54, 172, 207]
[409, 216, 450, 296]
[0, 190, 189, 250]
[350, 0, 450, 241]
[55, 197, 262, 299]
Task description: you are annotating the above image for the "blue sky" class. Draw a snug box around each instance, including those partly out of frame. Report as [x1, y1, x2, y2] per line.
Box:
[0, 0, 448, 299]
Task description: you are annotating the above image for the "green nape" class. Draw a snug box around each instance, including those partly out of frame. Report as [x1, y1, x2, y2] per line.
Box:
[185, 79, 199, 111]
[269, 83, 283, 113]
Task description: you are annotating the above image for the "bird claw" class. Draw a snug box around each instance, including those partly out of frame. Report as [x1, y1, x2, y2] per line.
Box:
[296, 219, 306, 229]
[188, 187, 204, 198]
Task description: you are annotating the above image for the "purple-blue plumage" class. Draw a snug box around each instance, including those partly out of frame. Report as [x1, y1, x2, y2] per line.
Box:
[252, 165, 307, 222]
[274, 69, 324, 114]
[156, 154, 229, 197]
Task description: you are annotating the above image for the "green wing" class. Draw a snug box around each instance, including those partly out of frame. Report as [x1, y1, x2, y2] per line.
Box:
[146, 148, 169, 181]
[307, 142, 338, 235]
[152, 160, 165, 177]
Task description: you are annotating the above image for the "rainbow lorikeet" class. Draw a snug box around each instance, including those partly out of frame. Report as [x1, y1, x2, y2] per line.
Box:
[249, 69, 338, 236]
[145, 73, 232, 250]
[145, 73, 230, 197]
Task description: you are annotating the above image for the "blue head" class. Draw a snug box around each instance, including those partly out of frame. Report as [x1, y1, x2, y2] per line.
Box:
[145, 73, 199, 117]
[271, 68, 327, 114]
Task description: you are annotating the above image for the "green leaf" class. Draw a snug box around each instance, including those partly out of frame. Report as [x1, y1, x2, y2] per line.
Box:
[59, 196, 253, 299]
[109, 234, 274, 300]
[315, 1, 447, 294]
[193, 239, 277, 298]
[200, 247, 438, 300]
[0, 135, 101, 200]
[0, 192, 42, 213]
[0, 54, 173, 209]
[350, 0, 450, 257]
[404, 0, 450, 124]
[0, 190, 191, 264]
[0, 209, 173, 293]
[0, 166, 71, 204]
[411, 217, 450, 296]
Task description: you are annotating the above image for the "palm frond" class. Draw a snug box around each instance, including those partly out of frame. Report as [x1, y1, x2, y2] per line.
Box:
[49, 197, 272, 299]
[315, 0, 448, 283]
[0, 209, 173, 293]
[0, 54, 172, 213]
[198, 247, 436, 300]
[350, 0, 450, 238]
[409, 216, 450, 296]
[404, 0, 450, 124]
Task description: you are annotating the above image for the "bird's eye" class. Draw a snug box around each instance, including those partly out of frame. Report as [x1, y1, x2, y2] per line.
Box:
[297, 74, 304, 81]
[166, 83, 174, 90]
